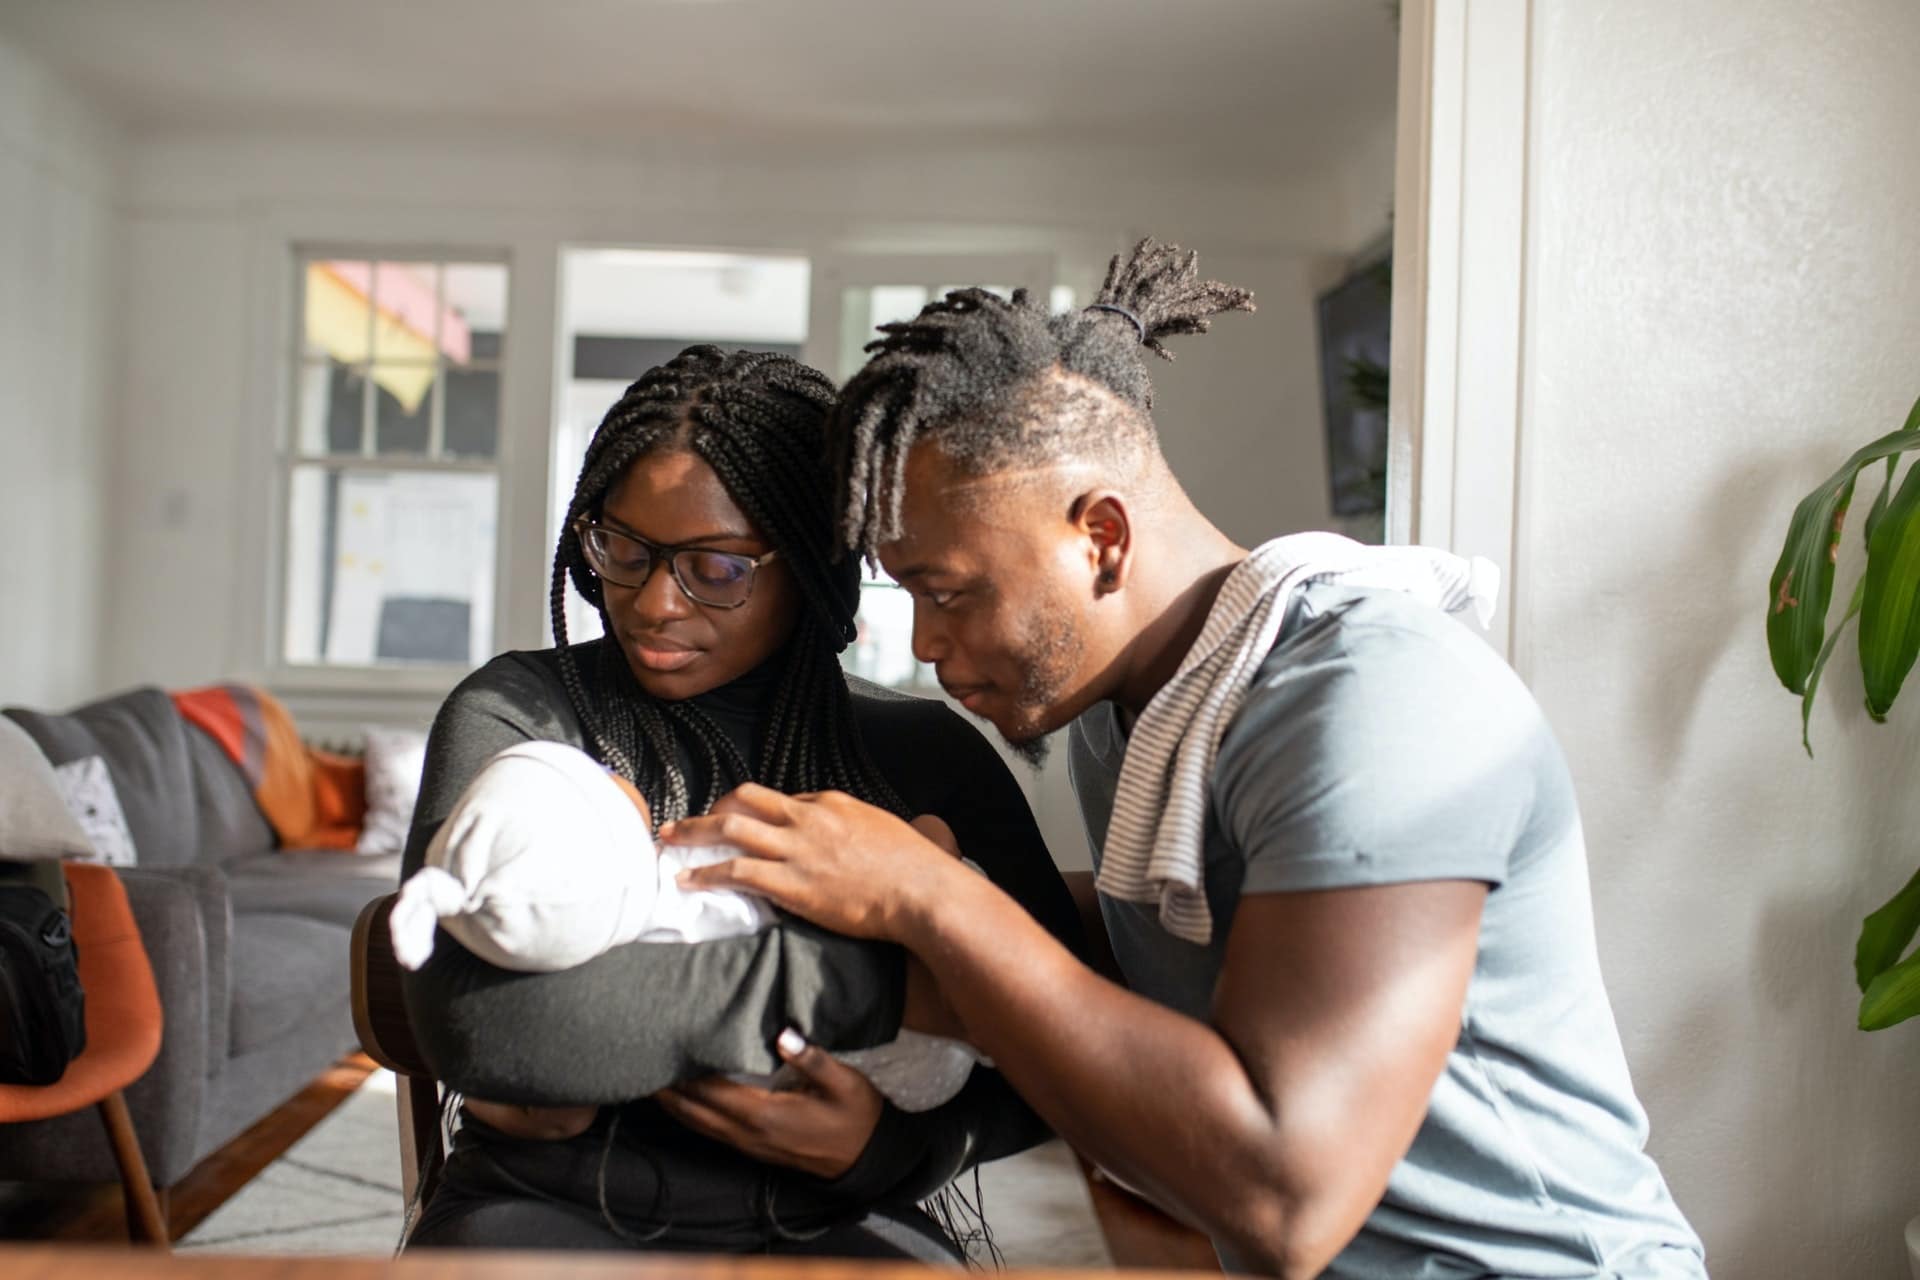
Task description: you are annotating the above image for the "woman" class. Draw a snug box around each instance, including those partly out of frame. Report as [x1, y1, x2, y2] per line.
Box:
[400, 346, 1081, 1260]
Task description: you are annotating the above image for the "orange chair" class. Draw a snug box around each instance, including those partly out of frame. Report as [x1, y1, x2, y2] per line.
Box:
[0, 862, 168, 1246]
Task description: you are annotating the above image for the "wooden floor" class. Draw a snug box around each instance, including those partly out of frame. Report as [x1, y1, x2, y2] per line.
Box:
[0, 1053, 378, 1245]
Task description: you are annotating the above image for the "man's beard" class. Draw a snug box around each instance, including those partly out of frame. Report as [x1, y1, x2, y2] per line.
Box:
[994, 599, 1083, 771]
[1004, 729, 1052, 770]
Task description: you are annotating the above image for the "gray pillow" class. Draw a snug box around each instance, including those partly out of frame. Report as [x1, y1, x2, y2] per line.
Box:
[5, 687, 200, 868]
[0, 716, 93, 862]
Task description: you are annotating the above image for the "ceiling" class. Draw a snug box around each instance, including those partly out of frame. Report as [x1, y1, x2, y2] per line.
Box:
[0, 0, 1398, 172]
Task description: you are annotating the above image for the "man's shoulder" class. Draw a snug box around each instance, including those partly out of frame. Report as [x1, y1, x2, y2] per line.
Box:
[1220, 582, 1546, 783]
[1249, 583, 1525, 715]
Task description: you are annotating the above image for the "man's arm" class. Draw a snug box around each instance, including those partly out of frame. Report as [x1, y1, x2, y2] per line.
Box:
[670, 788, 1483, 1277]
[915, 873, 1483, 1276]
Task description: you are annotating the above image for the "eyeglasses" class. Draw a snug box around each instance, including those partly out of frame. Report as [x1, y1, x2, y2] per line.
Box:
[573, 518, 780, 610]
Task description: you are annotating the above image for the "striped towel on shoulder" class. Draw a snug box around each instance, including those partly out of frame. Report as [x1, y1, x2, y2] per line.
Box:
[1093, 532, 1501, 945]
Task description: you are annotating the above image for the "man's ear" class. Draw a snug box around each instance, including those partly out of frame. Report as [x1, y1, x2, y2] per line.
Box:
[1069, 491, 1132, 597]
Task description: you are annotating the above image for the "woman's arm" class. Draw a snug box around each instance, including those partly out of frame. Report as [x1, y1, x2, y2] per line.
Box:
[399, 655, 908, 1104]
[820, 1066, 1051, 1206]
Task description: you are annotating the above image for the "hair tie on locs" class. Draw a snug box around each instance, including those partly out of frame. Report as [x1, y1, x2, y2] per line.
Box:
[1084, 302, 1147, 344]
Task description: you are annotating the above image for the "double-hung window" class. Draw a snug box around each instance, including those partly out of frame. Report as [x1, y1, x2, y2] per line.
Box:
[281, 255, 509, 670]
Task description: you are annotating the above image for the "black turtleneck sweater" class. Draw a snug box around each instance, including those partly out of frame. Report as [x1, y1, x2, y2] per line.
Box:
[399, 637, 1083, 1209]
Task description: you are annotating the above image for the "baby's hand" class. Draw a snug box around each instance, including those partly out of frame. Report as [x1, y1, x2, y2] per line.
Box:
[462, 1098, 599, 1142]
[909, 814, 961, 859]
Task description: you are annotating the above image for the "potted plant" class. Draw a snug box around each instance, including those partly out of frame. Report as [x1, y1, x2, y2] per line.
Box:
[1768, 394, 1920, 1032]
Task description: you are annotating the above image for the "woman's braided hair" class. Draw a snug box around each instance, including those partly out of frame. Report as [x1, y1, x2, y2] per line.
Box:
[550, 345, 906, 828]
[830, 237, 1255, 558]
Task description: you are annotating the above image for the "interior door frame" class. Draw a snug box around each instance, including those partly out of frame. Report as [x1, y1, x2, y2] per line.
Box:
[1388, 0, 1534, 668]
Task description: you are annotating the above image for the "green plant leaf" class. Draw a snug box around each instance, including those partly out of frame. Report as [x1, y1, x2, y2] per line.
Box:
[1856, 866, 1920, 991]
[1802, 577, 1866, 755]
[1768, 419, 1920, 695]
[1864, 396, 1920, 548]
[1861, 944, 1920, 1029]
[1859, 458, 1920, 718]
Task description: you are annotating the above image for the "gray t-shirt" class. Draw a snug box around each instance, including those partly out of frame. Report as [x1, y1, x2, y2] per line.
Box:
[1068, 582, 1704, 1278]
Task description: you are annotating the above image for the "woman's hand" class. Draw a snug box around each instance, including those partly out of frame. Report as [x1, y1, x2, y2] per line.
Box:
[655, 1029, 884, 1180]
[461, 1099, 599, 1141]
[660, 784, 970, 942]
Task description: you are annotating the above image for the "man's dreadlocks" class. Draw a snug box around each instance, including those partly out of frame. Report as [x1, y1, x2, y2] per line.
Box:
[830, 237, 1256, 558]
[551, 344, 905, 827]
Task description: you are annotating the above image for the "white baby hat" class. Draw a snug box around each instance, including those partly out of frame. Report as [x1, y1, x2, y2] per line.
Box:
[389, 741, 662, 972]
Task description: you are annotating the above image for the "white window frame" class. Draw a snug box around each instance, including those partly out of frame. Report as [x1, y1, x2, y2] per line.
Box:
[1387, 0, 1534, 669]
[268, 245, 514, 697]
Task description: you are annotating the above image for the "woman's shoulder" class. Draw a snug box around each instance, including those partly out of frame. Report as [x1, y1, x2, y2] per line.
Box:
[434, 644, 587, 747]
[445, 646, 561, 703]
[843, 676, 997, 763]
[845, 675, 959, 726]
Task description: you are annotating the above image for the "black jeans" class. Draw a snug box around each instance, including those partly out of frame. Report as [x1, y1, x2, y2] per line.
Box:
[405, 1109, 962, 1265]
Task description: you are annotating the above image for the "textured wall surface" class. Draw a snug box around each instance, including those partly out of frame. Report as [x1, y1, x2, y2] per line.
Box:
[0, 36, 121, 709]
[1525, 2, 1920, 1274]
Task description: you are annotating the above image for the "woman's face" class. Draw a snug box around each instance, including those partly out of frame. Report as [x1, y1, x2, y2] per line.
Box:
[593, 449, 800, 700]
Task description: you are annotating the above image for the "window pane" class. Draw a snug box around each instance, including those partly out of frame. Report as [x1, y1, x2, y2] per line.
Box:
[294, 359, 366, 455]
[284, 465, 497, 667]
[304, 260, 371, 362]
[836, 285, 928, 381]
[371, 261, 442, 362]
[444, 263, 509, 366]
[843, 577, 934, 690]
[444, 368, 500, 459]
[372, 365, 435, 454]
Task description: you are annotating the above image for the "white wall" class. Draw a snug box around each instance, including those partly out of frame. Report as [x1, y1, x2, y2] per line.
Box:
[93, 120, 1390, 865]
[1521, 2, 1920, 1274]
[0, 36, 122, 710]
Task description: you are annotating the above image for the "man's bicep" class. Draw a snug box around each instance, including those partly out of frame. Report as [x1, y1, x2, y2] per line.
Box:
[1211, 885, 1484, 1221]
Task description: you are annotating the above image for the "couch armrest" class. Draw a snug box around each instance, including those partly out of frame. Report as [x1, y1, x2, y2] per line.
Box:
[116, 864, 230, 1183]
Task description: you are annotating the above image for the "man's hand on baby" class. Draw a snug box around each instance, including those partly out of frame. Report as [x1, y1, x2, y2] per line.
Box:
[655, 1028, 884, 1180]
[461, 1098, 600, 1142]
[660, 785, 970, 943]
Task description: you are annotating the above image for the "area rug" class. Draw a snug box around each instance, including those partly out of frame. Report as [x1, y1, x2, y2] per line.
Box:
[178, 1070, 1112, 1267]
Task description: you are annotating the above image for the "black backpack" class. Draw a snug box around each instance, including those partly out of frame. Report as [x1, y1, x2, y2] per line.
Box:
[0, 884, 86, 1085]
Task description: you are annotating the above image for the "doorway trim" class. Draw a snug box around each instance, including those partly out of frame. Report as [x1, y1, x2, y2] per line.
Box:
[1388, 0, 1533, 666]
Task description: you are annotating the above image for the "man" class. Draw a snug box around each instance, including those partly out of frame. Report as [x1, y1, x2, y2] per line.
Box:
[666, 240, 1704, 1278]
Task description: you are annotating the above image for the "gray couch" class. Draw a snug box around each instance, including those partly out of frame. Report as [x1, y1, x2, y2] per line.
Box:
[0, 687, 398, 1195]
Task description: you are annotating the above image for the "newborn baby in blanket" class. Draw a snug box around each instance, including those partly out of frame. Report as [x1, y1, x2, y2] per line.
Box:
[390, 740, 981, 1122]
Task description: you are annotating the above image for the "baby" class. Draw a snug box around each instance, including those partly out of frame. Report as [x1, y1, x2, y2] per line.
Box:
[390, 740, 981, 1135]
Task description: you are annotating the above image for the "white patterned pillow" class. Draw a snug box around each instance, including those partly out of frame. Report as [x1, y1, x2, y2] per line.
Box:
[52, 755, 138, 866]
[357, 726, 429, 855]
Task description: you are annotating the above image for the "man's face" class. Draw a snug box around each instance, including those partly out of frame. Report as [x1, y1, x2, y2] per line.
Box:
[877, 444, 1110, 756]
